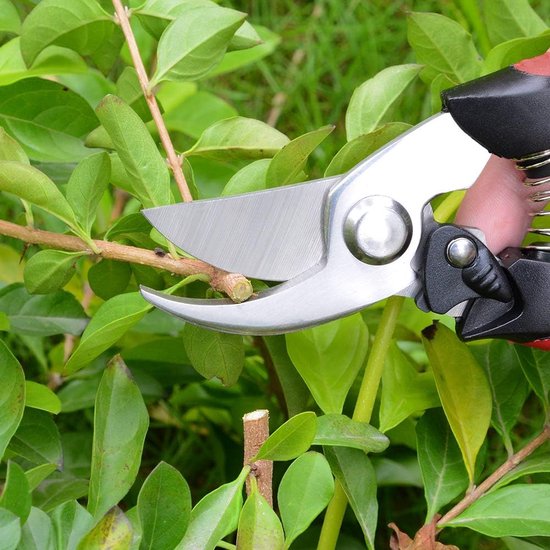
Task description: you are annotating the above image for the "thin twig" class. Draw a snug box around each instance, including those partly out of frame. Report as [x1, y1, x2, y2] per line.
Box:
[243, 410, 273, 506]
[438, 425, 550, 527]
[0, 219, 252, 302]
[112, 0, 193, 202]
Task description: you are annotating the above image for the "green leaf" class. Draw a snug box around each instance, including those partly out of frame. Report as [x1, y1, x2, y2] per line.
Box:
[491, 450, 550, 492]
[444, 484, 550, 536]
[164, 91, 237, 140]
[483, 32, 550, 74]
[379, 344, 440, 433]
[254, 411, 316, 461]
[0, 508, 21, 550]
[88, 260, 132, 301]
[115, 67, 151, 122]
[278, 452, 334, 548]
[187, 117, 289, 162]
[372, 456, 422, 488]
[33, 478, 89, 513]
[20, 0, 114, 66]
[286, 313, 368, 414]
[0, 0, 20, 34]
[63, 292, 152, 375]
[24, 250, 85, 295]
[0, 162, 78, 229]
[236, 478, 284, 550]
[19, 507, 54, 550]
[77, 507, 133, 550]
[407, 12, 482, 82]
[222, 158, 271, 196]
[0, 340, 25, 460]
[176, 466, 249, 550]
[416, 408, 469, 521]
[0, 127, 28, 163]
[514, 346, 550, 412]
[8, 408, 63, 468]
[0, 462, 31, 522]
[96, 96, 171, 208]
[503, 538, 548, 550]
[25, 382, 61, 414]
[422, 322, 491, 482]
[313, 414, 389, 453]
[266, 125, 334, 187]
[66, 152, 111, 236]
[484, 0, 547, 46]
[324, 447, 377, 550]
[325, 123, 410, 177]
[50, 501, 93, 550]
[24, 464, 57, 491]
[471, 341, 530, 451]
[87, 356, 149, 520]
[0, 79, 99, 163]
[345, 65, 421, 141]
[151, 6, 246, 85]
[183, 324, 244, 386]
[137, 462, 191, 550]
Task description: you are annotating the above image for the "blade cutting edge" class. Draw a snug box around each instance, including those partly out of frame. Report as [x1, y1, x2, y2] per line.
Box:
[143, 176, 339, 281]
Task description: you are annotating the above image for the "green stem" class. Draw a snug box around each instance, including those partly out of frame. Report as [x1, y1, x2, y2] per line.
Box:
[433, 190, 465, 223]
[216, 542, 236, 550]
[454, 0, 491, 56]
[317, 296, 404, 550]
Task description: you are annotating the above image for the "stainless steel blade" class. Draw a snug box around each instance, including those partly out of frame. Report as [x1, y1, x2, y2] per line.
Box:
[143, 176, 339, 281]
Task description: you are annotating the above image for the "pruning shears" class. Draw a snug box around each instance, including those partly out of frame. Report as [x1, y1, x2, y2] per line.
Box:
[140, 53, 550, 343]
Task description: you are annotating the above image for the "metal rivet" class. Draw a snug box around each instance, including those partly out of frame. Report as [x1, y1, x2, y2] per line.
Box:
[446, 237, 477, 268]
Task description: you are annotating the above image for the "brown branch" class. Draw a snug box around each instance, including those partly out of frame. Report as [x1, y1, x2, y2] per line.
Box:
[243, 409, 273, 506]
[438, 424, 550, 528]
[0, 219, 252, 302]
[112, 0, 192, 203]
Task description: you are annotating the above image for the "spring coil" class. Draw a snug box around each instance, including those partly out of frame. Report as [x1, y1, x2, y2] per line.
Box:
[515, 149, 550, 248]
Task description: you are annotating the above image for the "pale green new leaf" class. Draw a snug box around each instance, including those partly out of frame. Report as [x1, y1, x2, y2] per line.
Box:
[325, 123, 410, 177]
[137, 462, 191, 550]
[0, 0, 20, 34]
[87, 356, 149, 520]
[66, 152, 110, 236]
[0, 340, 25, 460]
[484, 0, 547, 46]
[324, 447, 377, 550]
[19, 507, 54, 550]
[24, 250, 86, 295]
[266, 125, 334, 187]
[0, 508, 21, 550]
[20, 0, 114, 66]
[313, 414, 389, 453]
[187, 117, 289, 161]
[278, 452, 334, 549]
[77, 507, 133, 550]
[0, 162, 77, 229]
[444, 484, 550, 536]
[151, 6, 246, 85]
[422, 322, 491, 482]
[222, 159, 271, 196]
[0, 79, 98, 163]
[176, 466, 249, 550]
[0, 127, 28, 163]
[25, 381, 61, 415]
[63, 292, 152, 375]
[50, 501, 93, 550]
[96, 95, 171, 208]
[0, 461, 31, 522]
[236, 478, 284, 550]
[183, 324, 244, 386]
[286, 313, 368, 414]
[379, 344, 440, 433]
[416, 408, 469, 521]
[254, 412, 316, 461]
[346, 65, 421, 141]
[407, 12, 482, 82]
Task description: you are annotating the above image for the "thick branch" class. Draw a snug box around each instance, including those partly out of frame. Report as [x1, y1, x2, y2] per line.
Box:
[0, 219, 252, 302]
[112, 0, 193, 203]
[438, 425, 550, 527]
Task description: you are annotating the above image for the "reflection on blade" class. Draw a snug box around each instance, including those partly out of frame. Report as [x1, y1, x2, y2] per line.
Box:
[143, 176, 339, 281]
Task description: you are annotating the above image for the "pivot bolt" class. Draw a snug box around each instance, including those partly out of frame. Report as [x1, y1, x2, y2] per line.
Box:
[446, 237, 477, 268]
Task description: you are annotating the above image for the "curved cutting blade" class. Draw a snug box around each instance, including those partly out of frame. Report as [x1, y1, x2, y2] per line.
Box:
[143, 176, 339, 281]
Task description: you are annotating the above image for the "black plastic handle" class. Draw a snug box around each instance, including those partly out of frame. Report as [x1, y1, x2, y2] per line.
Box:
[441, 55, 550, 179]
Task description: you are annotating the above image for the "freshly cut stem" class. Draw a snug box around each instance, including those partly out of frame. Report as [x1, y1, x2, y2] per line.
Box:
[317, 296, 405, 550]
[111, 0, 193, 202]
[438, 425, 550, 527]
[0, 218, 252, 302]
[243, 410, 273, 506]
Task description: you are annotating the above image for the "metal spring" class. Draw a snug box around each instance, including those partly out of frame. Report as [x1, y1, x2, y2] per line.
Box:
[517, 150, 550, 245]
